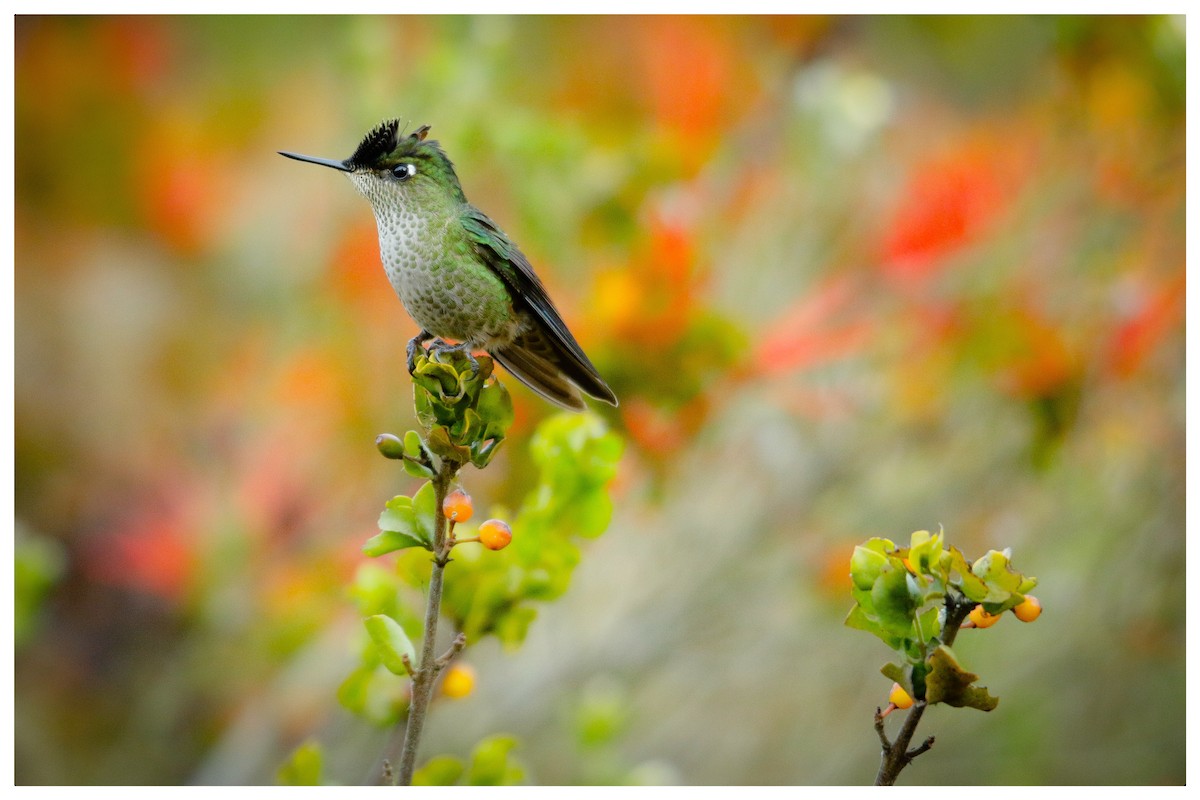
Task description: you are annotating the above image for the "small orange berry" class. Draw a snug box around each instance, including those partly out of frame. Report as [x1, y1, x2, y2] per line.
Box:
[440, 663, 476, 699]
[1013, 595, 1042, 622]
[479, 519, 512, 551]
[968, 604, 1001, 629]
[443, 489, 474, 523]
[889, 682, 914, 710]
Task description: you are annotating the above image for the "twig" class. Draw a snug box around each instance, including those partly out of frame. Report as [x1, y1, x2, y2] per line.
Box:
[874, 708, 891, 749]
[394, 457, 459, 785]
[435, 632, 467, 671]
[907, 737, 935, 760]
[873, 592, 973, 785]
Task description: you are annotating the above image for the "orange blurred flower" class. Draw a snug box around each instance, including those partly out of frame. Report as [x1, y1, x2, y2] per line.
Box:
[880, 136, 1026, 286]
[87, 495, 199, 603]
[1106, 272, 1185, 378]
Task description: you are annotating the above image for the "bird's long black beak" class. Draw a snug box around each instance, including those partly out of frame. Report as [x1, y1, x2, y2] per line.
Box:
[278, 151, 353, 172]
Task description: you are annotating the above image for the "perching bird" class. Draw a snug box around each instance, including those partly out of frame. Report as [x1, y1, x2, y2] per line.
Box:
[280, 120, 617, 411]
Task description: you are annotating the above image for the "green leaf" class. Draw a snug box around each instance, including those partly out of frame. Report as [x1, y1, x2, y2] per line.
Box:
[348, 562, 398, 616]
[364, 614, 417, 676]
[427, 425, 471, 463]
[414, 384, 437, 429]
[476, 377, 515, 437]
[495, 606, 538, 649]
[414, 358, 460, 395]
[871, 562, 920, 638]
[276, 740, 323, 786]
[412, 481, 437, 544]
[850, 538, 894, 591]
[363, 529, 425, 557]
[402, 457, 436, 479]
[880, 661, 907, 685]
[413, 756, 465, 786]
[971, 549, 1033, 610]
[337, 665, 372, 715]
[908, 528, 945, 576]
[925, 645, 999, 711]
[916, 604, 942, 645]
[971, 550, 1025, 594]
[366, 495, 428, 555]
[942, 546, 991, 602]
[844, 604, 881, 636]
[466, 735, 523, 786]
[574, 679, 629, 747]
[470, 436, 504, 469]
[377, 495, 423, 539]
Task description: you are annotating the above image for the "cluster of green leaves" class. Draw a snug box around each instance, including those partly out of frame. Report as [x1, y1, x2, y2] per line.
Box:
[277, 734, 524, 787]
[437, 413, 623, 646]
[338, 346, 623, 726]
[412, 735, 525, 786]
[846, 529, 1037, 711]
[378, 348, 514, 479]
[341, 414, 621, 724]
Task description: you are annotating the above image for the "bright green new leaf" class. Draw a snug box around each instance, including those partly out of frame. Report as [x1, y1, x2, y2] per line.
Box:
[363, 529, 425, 557]
[276, 740, 323, 786]
[941, 546, 991, 602]
[466, 735, 524, 786]
[377, 495, 427, 542]
[850, 538, 894, 591]
[908, 528, 945, 576]
[972, 550, 1025, 593]
[413, 756, 466, 786]
[366, 495, 428, 555]
[925, 646, 999, 711]
[364, 614, 417, 676]
[414, 357, 460, 396]
[412, 481, 437, 544]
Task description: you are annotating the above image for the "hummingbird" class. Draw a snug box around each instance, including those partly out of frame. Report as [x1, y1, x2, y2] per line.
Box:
[279, 120, 617, 411]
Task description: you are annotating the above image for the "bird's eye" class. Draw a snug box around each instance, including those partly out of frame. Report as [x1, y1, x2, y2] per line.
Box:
[392, 163, 416, 181]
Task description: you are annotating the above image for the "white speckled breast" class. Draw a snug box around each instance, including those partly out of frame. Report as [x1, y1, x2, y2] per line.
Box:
[347, 173, 516, 347]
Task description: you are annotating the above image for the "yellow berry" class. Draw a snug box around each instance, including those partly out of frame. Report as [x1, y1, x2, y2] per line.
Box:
[969, 604, 1001, 629]
[1013, 595, 1042, 622]
[443, 489, 474, 523]
[889, 682, 914, 710]
[440, 663, 476, 699]
[479, 519, 512, 551]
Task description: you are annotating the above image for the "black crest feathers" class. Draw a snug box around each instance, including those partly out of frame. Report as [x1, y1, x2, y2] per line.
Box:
[348, 119, 402, 169]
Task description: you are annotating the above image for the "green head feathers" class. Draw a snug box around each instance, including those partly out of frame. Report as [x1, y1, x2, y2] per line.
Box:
[345, 119, 465, 201]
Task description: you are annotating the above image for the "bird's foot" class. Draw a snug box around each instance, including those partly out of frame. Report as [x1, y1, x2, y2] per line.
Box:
[406, 330, 434, 375]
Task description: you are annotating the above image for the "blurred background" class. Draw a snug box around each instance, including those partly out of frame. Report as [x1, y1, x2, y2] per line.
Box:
[14, 15, 1185, 785]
